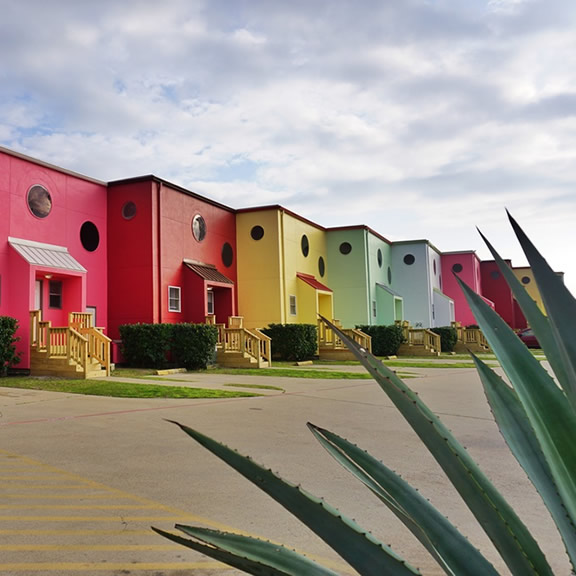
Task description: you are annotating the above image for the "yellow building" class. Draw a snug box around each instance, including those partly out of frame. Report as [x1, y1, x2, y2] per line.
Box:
[236, 206, 333, 329]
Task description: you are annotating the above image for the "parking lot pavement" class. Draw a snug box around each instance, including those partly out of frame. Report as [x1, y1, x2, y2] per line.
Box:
[0, 368, 569, 575]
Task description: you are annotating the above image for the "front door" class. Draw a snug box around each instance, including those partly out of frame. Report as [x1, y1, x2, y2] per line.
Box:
[34, 280, 43, 312]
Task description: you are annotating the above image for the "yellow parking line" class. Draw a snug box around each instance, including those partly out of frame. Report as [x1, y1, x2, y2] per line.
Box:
[0, 562, 227, 571]
[0, 544, 181, 551]
[0, 504, 164, 509]
[0, 529, 152, 535]
[0, 515, 197, 522]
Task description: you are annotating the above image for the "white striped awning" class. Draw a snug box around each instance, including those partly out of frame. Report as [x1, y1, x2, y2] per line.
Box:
[8, 237, 87, 273]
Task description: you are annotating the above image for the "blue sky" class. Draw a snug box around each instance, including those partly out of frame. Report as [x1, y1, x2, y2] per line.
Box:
[2, 0, 576, 292]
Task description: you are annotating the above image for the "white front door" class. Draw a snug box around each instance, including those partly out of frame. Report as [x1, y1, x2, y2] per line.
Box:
[34, 280, 43, 311]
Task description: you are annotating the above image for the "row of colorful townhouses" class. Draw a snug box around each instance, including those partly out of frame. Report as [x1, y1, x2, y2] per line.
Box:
[0, 146, 558, 371]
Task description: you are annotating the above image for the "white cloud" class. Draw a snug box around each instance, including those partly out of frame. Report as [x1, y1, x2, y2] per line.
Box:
[1, 0, 575, 292]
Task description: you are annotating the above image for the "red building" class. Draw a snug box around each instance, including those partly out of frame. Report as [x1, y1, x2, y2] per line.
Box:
[106, 175, 237, 343]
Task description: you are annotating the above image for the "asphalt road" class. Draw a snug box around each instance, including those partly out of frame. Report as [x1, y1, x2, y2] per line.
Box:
[0, 367, 568, 575]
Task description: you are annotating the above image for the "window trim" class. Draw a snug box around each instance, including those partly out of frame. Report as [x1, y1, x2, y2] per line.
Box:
[207, 289, 214, 315]
[289, 295, 297, 316]
[168, 286, 181, 313]
[49, 280, 63, 309]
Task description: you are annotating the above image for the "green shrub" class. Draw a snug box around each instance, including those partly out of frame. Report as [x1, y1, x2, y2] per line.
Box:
[171, 324, 218, 370]
[261, 324, 317, 361]
[0, 316, 20, 377]
[355, 324, 404, 356]
[119, 323, 173, 369]
[430, 326, 458, 353]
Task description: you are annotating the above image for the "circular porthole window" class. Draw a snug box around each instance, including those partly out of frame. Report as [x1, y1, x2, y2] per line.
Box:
[377, 249, 383, 268]
[318, 256, 325, 278]
[27, 185, 52, 218]
[452, 263, 463, 273]
[433, 260, 437, 275]
[251, 225, 264, 240]
[192, 214, 207, 242]
[122, 201, 137, 220]
[222, 243, 234, 268]
[339, 242, 352, 255]
[80, 221, 100, 252]
[521, 276, 531, 285]
[301, 235, 309, 257]
[491, 270, 501, 280]
[387, 266, 392, 285]
[403, 254, 415, 265]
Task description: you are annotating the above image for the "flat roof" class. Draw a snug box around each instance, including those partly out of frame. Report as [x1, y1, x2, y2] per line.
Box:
[0, 145, 105, 185]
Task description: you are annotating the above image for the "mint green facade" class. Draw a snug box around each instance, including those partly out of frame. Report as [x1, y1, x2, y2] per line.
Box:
[326, 227, 403, 327]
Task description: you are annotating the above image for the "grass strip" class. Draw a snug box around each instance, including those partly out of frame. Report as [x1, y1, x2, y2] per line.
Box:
[0, 378, 259, 399]
[201, 368, 373, 379]
[223, 383, 284, 391]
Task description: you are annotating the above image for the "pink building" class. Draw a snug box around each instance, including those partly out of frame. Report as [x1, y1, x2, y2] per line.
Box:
[0, 147, 108, 370]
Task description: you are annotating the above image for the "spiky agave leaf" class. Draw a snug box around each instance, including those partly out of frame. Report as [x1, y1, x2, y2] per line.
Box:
[152, 526, 342, 576]
[308, 423, 499, 576]
[508, 212, 576, 412]
[457, 278, 576, 529]
[166, 420, 421, 576]
[319, 316, 553, 576]
[472, 354, 576, 570]
[477, 227, 570, 400]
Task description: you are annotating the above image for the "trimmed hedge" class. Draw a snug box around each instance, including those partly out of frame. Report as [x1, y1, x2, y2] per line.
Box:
[430, 326, 458, 353]
[0, 316, 20, 377]
[171, 323, 218, 370]
[261, 324, 318, 362]
[119, 323, 218, 370]
[355, 324, 405, 357]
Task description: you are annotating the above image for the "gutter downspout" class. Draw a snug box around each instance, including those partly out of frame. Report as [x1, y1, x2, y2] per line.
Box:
[156, 180, 163, 323]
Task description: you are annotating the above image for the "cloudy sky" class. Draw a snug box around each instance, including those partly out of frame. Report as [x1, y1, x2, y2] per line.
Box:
[2, 0, 576, 292]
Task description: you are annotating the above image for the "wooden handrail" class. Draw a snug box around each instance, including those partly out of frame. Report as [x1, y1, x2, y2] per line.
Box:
[406, 328, 441, 352]
[30, 310, 111, 377]
[317, 320, 372, 353]
[221, 327, 271, 366]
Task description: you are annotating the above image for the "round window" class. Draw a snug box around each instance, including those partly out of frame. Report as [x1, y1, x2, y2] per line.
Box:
[377, 249, 383, 268]
[521, 276, 531, 285]
[80, 221, 100, 252]
[433, 260, 437, 275]
[27, 185, 52, 218]
[222, 243, 234, 268]
[387, 266, 392, 285]
[301, 235, 309, 257]
[122, 201, 137, 220]
[339, 242, 352, 255]
[318, 256, 325, 278]
[452, 263, 463, 273]
[251, 225, 264, 240]
[491, 270, 501, 280]
[192, 214, 207, 242]
[403, 254, 415, 265]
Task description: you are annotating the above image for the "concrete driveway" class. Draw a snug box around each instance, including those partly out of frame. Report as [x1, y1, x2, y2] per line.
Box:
[0, 366, 568, 575]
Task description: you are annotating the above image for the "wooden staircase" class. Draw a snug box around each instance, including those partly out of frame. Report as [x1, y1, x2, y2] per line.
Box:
[208, 316, 272, 368]
[30, 311, 111, 379]
[396, 321, 441, 356]
[318, 319, 372, 360]
[452, 322, 491, 353]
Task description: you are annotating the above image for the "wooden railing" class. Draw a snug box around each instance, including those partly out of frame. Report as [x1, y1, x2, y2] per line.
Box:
[406, 328, 441, 352]
[317, 320, 372, 353]
[30, 311, 111, 377]
[221, 327, 271, 366]
[451, 322, 490, 352]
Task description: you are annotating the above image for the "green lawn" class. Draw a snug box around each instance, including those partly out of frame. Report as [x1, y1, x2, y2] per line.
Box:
[0, 377, 259, 399]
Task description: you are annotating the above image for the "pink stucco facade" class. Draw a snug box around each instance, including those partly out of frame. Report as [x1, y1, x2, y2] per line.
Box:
[0, 148, 108, 369]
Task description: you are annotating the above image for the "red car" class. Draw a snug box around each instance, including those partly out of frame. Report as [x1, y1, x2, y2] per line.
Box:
[517, 328, 540, 349]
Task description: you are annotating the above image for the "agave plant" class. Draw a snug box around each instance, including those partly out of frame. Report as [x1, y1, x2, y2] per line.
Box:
[154, 212, 576, 575]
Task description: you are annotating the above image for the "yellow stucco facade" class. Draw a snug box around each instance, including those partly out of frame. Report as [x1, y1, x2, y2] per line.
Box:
[236, 207, 333, 329]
